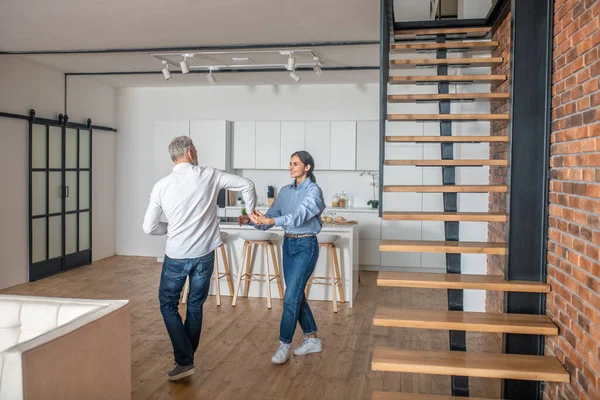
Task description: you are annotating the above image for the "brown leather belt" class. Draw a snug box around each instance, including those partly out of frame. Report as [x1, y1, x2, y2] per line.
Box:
[284, 233, 316, 238]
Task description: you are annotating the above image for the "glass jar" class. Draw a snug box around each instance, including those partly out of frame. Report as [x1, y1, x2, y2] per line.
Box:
[339, 191, 347, 208]
[332, 193, 340, 207]
[346, 194, 354, 208]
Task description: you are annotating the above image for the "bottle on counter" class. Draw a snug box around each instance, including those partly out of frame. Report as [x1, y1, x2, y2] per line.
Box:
[339, 191, 347, 208]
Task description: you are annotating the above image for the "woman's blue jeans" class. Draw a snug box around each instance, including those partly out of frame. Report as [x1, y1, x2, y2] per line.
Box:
[279, 236, 319, 344]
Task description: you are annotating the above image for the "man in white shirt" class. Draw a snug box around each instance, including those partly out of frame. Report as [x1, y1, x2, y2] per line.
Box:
[143, 135, 257, 381]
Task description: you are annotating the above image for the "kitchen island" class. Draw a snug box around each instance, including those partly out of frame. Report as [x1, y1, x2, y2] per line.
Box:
[217, 222, 359, 307]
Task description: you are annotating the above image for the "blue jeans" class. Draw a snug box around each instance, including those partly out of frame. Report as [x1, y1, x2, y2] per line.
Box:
[158, 252, 214, 366]
[280, 236, 319, 344]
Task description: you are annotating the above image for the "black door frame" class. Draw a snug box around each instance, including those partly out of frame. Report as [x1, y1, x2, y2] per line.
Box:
[28, 111, 94, 281]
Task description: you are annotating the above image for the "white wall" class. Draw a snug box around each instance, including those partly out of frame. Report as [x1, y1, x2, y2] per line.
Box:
[0, 56, 117, 289]
[458, 0, 492, 19]
[115, 84, 379, 257]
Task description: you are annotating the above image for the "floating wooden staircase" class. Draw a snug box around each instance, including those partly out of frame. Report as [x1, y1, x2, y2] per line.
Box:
[372, 23, 569, 399]
[377, 271, 550, 292]
[372, 348, 569, 382]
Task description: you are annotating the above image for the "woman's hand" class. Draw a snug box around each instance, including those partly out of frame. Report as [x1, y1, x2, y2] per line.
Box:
[237, 215, 250, 226]
[252, 210, 275, 226]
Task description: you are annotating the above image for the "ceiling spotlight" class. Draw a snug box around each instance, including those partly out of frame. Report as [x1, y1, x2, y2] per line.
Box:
[206, 69, 217, 84]
[180, 58, 190, 74]
[314, 66, 323, 75]
[161, 61, 171, 80]
[289, 71, 301, 83]
[286, 54, 296, 71]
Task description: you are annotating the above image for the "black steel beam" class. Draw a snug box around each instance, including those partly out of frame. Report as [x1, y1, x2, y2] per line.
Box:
[0, 40, 379, 55]
[378, 0, 390, 217]
[503, 0, 554, 399]
[486, 0, 511, 29]
[64, 65, 379, 76]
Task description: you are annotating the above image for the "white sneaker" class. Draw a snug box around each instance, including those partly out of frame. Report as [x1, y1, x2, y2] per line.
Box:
[271, 342, 291, 364]
[294, 338, 322, 356]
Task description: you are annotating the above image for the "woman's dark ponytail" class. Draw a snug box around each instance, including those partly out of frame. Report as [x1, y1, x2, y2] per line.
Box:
[291, 150, 316, 183]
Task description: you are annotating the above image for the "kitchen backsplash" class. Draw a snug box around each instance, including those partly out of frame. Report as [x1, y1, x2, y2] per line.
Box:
[236, 169, 378, 209]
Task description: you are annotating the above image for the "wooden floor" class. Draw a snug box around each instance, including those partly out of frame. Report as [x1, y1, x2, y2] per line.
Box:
[0, 256, 502, 399]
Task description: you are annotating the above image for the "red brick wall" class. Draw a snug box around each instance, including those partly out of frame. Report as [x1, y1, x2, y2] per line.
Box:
[545, 0, 600, 399]
[485, 11, 511, 344]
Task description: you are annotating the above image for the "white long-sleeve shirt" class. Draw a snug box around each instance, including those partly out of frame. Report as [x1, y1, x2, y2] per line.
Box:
[142, 163, 256, 259]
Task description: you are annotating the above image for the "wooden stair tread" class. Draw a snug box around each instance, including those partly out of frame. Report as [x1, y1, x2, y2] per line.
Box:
[390, 75, 506, 84]
[386, 135, 508, 143]
[394, 27, 491, 39]
[382, 211, 508, 222]
[388, 93, 510, 102]
[377, 271, 550, 292]
[373, 393, 497, 400]
[391, 41, 499, 53]
[374, 307, 558, 335]
[385, 159, 509, 167]
[388, 114, 509, 121]
[372, 348, 569, 382]
[390, 57, 503, 68]
[383, 185, 509, 193]
[379, 240, 507, 255]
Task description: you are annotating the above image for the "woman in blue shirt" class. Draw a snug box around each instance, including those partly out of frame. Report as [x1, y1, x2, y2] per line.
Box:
[238, 151, 326, 364]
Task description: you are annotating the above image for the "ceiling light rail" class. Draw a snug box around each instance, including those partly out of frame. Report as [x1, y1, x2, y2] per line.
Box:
[151, 48, 324, 82]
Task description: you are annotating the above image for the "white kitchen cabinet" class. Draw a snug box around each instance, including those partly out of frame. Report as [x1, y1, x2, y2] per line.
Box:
[255, 122, 281, 169]
[232, 121, 256, 169]
[280, 122, 306, 169]
[305, 122, 331, 170]
[356, 121, 379, 171]
[190, 120, 231, 171]
[359, 239, 381, 267]
[330, 121, 357, 170]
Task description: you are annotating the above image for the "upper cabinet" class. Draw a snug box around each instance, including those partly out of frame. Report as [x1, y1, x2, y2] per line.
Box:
[232, 121, 256, 169]
[356, 121, 379, 171]
[330, 121, 357, 171]
[280, 122, 306, 169]
[255, 122, 281, 169]
[305, 122, 331, 170]
[190, 120, 231, 171]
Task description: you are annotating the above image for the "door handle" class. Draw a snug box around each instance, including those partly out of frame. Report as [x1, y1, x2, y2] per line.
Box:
[65, 186, 70, 198]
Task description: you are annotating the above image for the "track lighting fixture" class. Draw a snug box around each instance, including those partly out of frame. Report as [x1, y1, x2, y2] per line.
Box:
[151, 49, 324, 83]
[161, 61, 171, 80]
[206, 69, 217, 84]
[180, 58, 190, 74]
[286, 53, 296, 71]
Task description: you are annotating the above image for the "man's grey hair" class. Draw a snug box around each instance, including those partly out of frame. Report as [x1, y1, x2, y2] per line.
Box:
[168, 136, 194, 162]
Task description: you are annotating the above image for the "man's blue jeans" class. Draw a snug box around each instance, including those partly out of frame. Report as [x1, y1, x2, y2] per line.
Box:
[280, 236, 319, 344]
[158, 251, 214, 366]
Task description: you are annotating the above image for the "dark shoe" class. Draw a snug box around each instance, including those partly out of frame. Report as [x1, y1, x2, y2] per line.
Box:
[168, 363, 195, 381]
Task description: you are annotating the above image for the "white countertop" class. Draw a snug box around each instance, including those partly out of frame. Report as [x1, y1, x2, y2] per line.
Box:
[224, 206, 378, 214]
[219, 222, 357, 233]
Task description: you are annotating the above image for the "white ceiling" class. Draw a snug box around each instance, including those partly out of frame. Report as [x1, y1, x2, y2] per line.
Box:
[0, 0, 381, 86]
[0, 0, 379, 52]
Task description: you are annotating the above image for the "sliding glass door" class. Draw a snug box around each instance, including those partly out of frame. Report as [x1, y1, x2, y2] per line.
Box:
[29, 121, 92, 281]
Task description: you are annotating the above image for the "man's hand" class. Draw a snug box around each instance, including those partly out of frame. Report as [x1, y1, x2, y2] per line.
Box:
[237, 215, 250, 226]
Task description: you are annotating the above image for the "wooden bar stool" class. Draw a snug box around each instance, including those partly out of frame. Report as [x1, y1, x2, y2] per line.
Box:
[232, 231, 284, 309]
[305, 234, 345, 313]
[182, 232, 234, 306]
